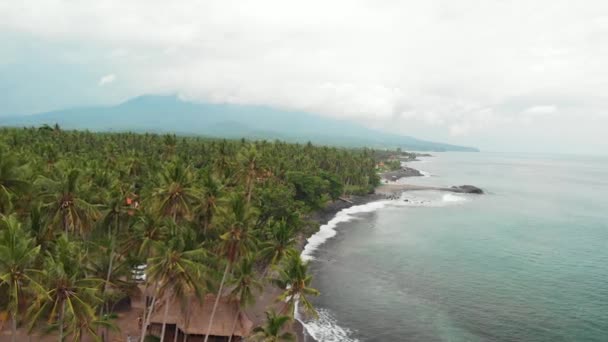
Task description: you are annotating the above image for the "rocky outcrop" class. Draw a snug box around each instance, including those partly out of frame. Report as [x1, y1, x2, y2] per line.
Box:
[450, 185, 484, 194]
[381, 167, 423, 181]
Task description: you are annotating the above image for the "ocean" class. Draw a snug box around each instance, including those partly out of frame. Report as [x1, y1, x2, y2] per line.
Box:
[300, 152, 608, 342]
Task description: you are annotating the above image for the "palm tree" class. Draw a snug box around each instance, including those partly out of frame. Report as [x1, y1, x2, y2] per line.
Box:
[151, 162, 198, 222]
[68, 313, 118, 342]
[87, 237, 134, 342]
[0, 152, 30, 214]
[127, 210, 167, 259]
[96, 186, 133, 331]
[193, 171, 224, 235]
[203, 195, 257, 342]
[35, 168, 100, 236]
[227, 256, 263, 342]
[259, 220, 297, 279]
[0, 215, 44, 342]
[127, 210, 168, 342]
[27, 203, 54, 252]
[273, 250, 319, 318]
[238, 146, 259, 204]
[142, 232, 208, 342]
[250, 310, 295, 342]
[27, 235, 103, 341]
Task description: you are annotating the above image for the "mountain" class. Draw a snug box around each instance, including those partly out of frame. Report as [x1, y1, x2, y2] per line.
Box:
[0, 95, 478, 152]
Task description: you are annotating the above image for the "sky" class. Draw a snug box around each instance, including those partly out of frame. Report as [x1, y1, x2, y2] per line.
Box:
[1, 0, 607, 154]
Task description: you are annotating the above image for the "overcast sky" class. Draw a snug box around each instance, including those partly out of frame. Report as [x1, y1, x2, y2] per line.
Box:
[1, 0, 607, 154]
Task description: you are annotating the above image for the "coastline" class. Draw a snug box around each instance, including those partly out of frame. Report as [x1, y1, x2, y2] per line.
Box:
[293, 160, 483, 341]
[294, 193, 388, 342]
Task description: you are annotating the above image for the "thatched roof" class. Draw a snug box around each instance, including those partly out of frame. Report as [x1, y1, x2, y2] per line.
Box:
[149, 294, 253, 337]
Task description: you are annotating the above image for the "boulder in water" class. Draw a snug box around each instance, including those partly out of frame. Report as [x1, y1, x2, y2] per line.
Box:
[451, 185, 484, 194]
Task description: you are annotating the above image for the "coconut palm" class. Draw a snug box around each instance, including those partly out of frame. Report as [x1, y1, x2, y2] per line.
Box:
[227, 256, 263, 342]
[27, 203, 54, 252]
[127, 210, 169, 342]
[250, 310, 295, 342]
[0, 152, 30, 214]
[259, 220, 297, 278]
[142, 231, 208, 342]
[35, 168, 100, 236]
[87, 237, 135, 342]
[0, 215, 44, 342]
[151, 162, 199, 222]
[237, 146, 259, 204]
[203, 195, 257, 342]
[127, 210, 168, 259]
[27, 235, 103, 341]
[96, 186, 133, 330]
[273, 250, 319, 318]
[193, 171, 224, 235]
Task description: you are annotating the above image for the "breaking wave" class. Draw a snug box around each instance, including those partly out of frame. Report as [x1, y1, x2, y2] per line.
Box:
[299, 190, 471, 340]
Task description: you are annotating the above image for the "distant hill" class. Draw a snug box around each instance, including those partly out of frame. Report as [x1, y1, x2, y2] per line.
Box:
[0, 95, 479, 152]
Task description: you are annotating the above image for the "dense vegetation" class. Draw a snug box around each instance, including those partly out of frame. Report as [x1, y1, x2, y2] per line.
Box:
[0, 126, 380, 341]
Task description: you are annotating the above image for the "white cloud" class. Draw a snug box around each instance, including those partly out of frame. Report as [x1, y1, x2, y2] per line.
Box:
[98, 74, 116, 86]
[523, 105, 557, 115]
[1, 0, 608, 152]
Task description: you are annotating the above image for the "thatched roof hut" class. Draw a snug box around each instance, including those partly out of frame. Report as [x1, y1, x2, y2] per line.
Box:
[147, 293, 253, 341]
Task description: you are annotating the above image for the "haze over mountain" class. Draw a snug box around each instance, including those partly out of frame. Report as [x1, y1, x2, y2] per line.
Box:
[0, 95, 478, 152]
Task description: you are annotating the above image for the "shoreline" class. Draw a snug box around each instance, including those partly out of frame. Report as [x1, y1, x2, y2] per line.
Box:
[294, 163, 483, 341]
[294, 193, 387, 341]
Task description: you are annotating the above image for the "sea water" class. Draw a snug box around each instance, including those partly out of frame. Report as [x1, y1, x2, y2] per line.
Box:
[301, 152, 608, 342]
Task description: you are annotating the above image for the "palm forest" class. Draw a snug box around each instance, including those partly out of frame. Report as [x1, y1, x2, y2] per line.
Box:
[0, 126, 381, 342]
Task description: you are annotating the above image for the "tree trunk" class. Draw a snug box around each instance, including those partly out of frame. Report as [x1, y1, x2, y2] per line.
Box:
[140, 283, 149, 340]
[227, 309, 240, 342]
[140, 293, 157, 342]
[203, 262, 230, 342]
[246, 178, 253, 205]
[203, 210, 210, 235]
[261, 264, 272, 282]
[11, 312, 17, 342]
[159, 295, 170, 342]
[63, 214, 69, 235]
[59, 300, 66, 342]
[173, 316, 180, 342]
[182, 300, 191, 342]
[100, 237, 115, 341]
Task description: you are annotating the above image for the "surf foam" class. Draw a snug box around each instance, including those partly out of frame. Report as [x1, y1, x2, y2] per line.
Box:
[419, 169, 432, 177]
[442, 193, 467, 202]
[298, 191, 471, 341]
[301, 200, 390, 262]
[300, 308, 360, 342]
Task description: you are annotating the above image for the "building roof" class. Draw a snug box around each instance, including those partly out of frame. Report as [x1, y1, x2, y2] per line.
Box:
[149, 293, 253, 337]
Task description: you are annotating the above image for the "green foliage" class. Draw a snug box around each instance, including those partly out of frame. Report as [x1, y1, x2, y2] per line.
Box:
[0, 126, 381, 339]
[286, 171, 330, 209]
[273, 250, 320, 318]
[251, 310, 295, 341]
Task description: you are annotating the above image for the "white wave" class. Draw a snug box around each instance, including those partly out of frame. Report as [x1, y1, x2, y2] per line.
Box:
[298, 202, 389, 341]
[301, 200, 390, 262]
[442, 193, 467, 202]
[419, 169, 432, 177]
[393, 191, 471, 208]
[300, 308, 360, 342]
[298, 191, 471, 341]
[301, 193, 470, 263]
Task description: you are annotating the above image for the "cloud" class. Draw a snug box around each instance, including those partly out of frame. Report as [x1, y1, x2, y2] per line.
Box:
[523, 105, 557, 115]
[1, 0, 608, 152]
[98, 74, 116, 86]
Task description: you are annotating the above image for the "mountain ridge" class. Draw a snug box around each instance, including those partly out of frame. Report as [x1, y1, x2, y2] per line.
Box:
[0, 95, 479, 152]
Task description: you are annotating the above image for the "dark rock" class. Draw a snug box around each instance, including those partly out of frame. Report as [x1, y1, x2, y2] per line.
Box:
[381, 167, 423, 181]
[451, 185, 484, 194]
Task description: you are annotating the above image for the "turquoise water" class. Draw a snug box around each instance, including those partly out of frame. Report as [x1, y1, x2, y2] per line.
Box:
[302, 153, 608, 341]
